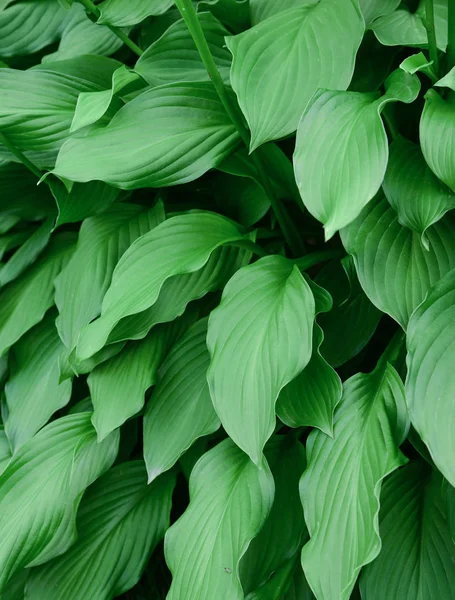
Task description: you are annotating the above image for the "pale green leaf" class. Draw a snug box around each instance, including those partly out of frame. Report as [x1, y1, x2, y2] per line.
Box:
[165, 438, 274, 600]
[341, 195, 455, 328]
[207, 255, 315, 464]
[0, 0, 67, 57]
[0, 413, 119, 591]
[294, 70, 420, 239]
[420, 89, 455, 192]
[226, 1, 364, 150]
[0, 427, 11, 475]
[75, 212, 247, 361]
[300, 360, 408, 600]
[0, 233, 76, 357]
[98, 0, 173, 26]
[135, 12, 231, 87]
[406, 268, 455, 487]
[240, 436, 306, 596]
[359, 0, 400, 27]
[383, 136, 455, 248]
[53, 82, 240, 189]
[198, 0, 249, 32]
[360, 461, 455, 599]
[400, 51, 437, 80]
[4, 311, 71, 450]
[27, 462, 175, 600]
[248, 0, 305, 25]
[144, 318, 220, 483]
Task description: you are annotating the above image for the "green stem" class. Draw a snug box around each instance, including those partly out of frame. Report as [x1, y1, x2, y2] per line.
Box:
[78, 0, 143, 56]
[293, 248, 344, 271]
[382, 107, 399, 141]
[423, 0, 440, 76]
[0, 132, 42, 179]
[448, 0, 455, 70]
[173, 0, 304, 257]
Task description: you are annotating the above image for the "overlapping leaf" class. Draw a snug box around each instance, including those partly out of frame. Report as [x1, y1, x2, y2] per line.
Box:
[97, 0, 173, 27]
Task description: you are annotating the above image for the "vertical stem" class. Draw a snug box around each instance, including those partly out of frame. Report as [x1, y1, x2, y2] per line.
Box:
[448, 0, 455, 70]
[0, 132, 42, 179]
[423, 0, 440, 76]
[173, 0, 304, 256]
[78, 0, 143, 56]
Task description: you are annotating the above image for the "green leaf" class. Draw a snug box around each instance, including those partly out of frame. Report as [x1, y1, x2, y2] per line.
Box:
[420, 89, 455, 193]
[360, 461, 455, 599]
[197, 0, 249, 32]
[89, 323, 173, 441]
[400, 51, 437, 81]
[213, 174, 270, 227]
[383, 136, 455, 248]
[4, 311, 72, 450]
[55, 202, 164, 353]
[0, 163, 55, 221]
[135, 13, 231, 87]
[226, 1, 364, 150]
[341, 195, 455, 328]
[315, 258, 381, 367]
[0, 412, 119, 591]
[75, 212, 247, 361]
[0, 427, 11, 475]
[207, 255, 315, 464]
[240, 436, 306, 596]
[248, 0, 304, 25]
[144, 318, 220, 483]
[53, 82, 240, 189]
[276, 324, 341, 435]
[106, 242, 252, 344]
[26, 462, 176, 600]
[97, 0, 173, 26]
[372, 0, 448, 50]
[0, 0, 67, 57]
[293, 70, 420, 239]
[359, 0, 400, 27]
[165, 438, 274, 600]
[0, 232, 76, 357]
[300, 359, 408, 600]
[406, 268, 455, 487]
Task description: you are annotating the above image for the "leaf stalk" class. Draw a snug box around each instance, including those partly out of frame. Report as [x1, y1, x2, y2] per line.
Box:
[423, 0, 440, 76]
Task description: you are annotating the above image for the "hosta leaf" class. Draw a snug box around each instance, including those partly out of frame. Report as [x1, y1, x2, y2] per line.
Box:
[240, 436, 306, 596]
[198, 0, 249, 32]
[207, 255, 315, 464]
[406, 268, 455, 487]
[0, 233, 76, 357]
[0, 164, 55, 220]
[55, 202, 164, 353]
[359, 0, 400, 27]
[372, 0, 448, 50]
[383, 136, 455, 248]
[293, 70, 420, 239]
[144, 318, 220, 483]
[282, 564, 314, 600]
[4, 311, 71, 450]
[97, 0, 173, 26]
[276, 324, 342, 435]
[248, 0, 303, 25]
[53, 82, 240, 189]
[27, 462, 176, 600]
[43, 3, 123, 62]
[0, 427, 11, 475]
[300, 359, 408, 600]
[89, 323, 173, 441]
[0, 217, 53, 286]
[341, 196, 455, 328]
[315, 258, 382, 367]
[420, 89, 455, 192]
[165, 438, 274, 600]
[0, 229, 32, 262]
[400, 51, 437, 80]
[213, 173, 269, 227]
[360, 461, 455, 599]
[75, 212, 247, 361]
[0, 413, 119, 591]
[0, 0, 67, 57]
[135, 13, 231, 87]
[106, 243, 251, 344]
[226, 1, 364, 150]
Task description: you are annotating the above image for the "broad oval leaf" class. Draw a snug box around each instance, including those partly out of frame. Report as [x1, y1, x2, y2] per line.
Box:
[198, 0, 249, 32]
[248, 0, 304, 25]
[53, 82, 240, 189]
[226, 1, 364, 150]
[300, 360, 408, 600]
[165, 438, 274, 600]
[207, 255, 315, 464]
[27, 462, 176, 600]
[0, 412, 119, 591]
[406, 268, 455, 487]
[294, 70, 420, 239]
[144, 318, 220, 483]
[383, 136, 455, 248]
[341, 196, 455, 328]
[0, 427, 11, 476]
[75, 212, 247, 361]
[4, 311, 71, 450]
[97, 0, 173, 27]
[359, 0, 400, 27]
[360, 461, 455, 599]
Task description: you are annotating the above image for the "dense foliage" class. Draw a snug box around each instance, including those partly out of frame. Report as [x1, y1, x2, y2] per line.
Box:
[0, 0, 455, 598]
